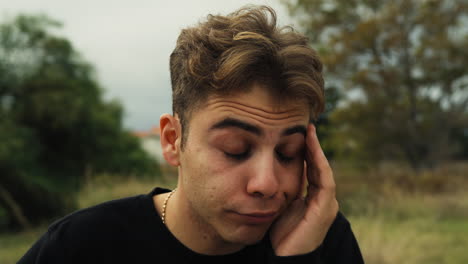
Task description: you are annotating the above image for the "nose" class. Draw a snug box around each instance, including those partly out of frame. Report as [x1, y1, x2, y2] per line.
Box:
[246, 152, 279, 198]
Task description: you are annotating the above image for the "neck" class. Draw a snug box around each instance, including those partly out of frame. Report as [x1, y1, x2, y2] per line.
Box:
[163, 187, 245, 255]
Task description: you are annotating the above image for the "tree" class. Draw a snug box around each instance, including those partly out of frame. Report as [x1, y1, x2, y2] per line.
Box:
[284, 0, 468, 169]
[0, 14, 158, 230]
[315, 85, 341, 159]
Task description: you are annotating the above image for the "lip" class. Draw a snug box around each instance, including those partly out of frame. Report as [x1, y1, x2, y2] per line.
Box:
[229, 211, 277, 225]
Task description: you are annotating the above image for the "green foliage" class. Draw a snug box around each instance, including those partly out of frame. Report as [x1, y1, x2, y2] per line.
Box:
[0, 14, 159, 231]
[315, 85, 341, 158]
[284, 0, 468, 168]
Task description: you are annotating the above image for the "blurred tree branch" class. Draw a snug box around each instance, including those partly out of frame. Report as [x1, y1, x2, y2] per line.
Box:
[284, 0, 468, 169]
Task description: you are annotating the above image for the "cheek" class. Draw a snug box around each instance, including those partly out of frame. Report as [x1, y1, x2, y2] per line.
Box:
[181, 147, 244, 198]
[278, 163, 304, 197]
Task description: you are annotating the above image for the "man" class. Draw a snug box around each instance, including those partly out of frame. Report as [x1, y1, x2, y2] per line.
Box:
[19, 6, 364, 263]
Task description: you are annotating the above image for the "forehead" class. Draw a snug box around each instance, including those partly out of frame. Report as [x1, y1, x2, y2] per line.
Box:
[190, 84, 310, 129]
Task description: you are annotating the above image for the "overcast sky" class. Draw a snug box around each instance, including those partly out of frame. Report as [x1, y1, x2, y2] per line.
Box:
[1, 0, 297, 131]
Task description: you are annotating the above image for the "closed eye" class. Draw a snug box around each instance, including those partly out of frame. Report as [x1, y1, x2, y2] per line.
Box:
[224, 149, 250, 161]
[275, 150, 294, 163]
[275, 144, 305, 164]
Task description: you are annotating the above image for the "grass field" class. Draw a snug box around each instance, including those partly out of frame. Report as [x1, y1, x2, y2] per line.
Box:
[1, 164, 467, 263]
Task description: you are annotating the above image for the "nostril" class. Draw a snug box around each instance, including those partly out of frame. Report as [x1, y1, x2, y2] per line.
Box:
[252, 191, 264, 198]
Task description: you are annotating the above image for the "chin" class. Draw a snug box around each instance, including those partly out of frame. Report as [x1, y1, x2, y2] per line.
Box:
[222, 225, 270, 246]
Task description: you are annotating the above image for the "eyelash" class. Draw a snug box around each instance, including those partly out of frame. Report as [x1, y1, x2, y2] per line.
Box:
[224, 150, 250, 161]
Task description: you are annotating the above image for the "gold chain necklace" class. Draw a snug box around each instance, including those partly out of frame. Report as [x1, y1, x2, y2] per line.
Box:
[161, 189, 176, 225]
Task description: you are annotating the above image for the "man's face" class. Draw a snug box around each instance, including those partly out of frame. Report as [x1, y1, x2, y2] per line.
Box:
[177, 83, 310, 247]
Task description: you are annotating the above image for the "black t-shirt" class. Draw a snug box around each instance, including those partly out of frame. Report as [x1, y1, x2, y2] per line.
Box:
[18, 187, 364, 263]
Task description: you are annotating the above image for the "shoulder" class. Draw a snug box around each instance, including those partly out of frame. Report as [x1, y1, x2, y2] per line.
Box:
[19, 188, 173, 263]
[326, 211, 352, 237]
[321, 211, 364, 263]
[48, 194, 150, 259]
[49, 194, 146, 234]
[19, 193, 152, 264]
[53, 186, 168, 230]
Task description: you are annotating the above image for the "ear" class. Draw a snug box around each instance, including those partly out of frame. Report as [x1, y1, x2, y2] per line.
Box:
[159, 114, 182, 166]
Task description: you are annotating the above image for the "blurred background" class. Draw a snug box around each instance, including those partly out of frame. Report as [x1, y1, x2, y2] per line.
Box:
[1, 0, 467, 263]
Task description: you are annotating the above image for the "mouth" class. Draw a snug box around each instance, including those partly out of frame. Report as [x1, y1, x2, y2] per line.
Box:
[229, 211, 278, 225]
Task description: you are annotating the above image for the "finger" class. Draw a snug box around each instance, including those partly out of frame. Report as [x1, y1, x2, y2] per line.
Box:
[304, 157, 319, 192]
[304, 126, 319, 200]
[296, 160, 309, 199]
[305, 124, 335, 192]
[296, 161, 308, 199]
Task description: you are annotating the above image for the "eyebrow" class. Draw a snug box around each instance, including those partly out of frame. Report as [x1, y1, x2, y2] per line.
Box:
[210, 118, 306, 137]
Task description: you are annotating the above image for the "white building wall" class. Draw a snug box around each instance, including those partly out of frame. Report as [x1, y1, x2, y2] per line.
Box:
[140, 136, 165, 164]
